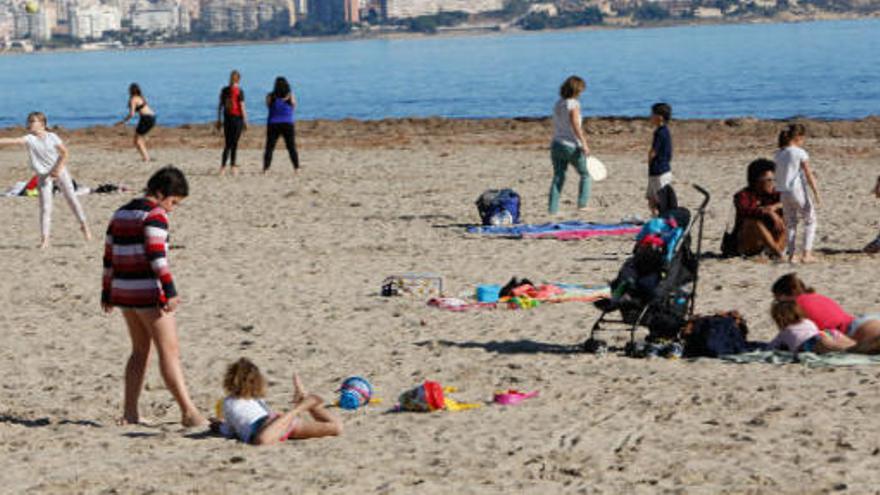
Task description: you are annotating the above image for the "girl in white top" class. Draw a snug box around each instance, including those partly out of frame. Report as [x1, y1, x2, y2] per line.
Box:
[769, 300, 855, 354]
[214, 358, 343, 445]
[0, 112, 91, 249]
[774, 123, 820, 263]
[548, 75, 591, 215]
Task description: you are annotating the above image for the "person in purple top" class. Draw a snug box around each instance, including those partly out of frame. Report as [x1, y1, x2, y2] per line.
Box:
[263, 77, 300, 174]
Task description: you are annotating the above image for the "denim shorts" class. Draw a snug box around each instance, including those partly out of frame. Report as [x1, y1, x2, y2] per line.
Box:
[848, 313, 880, 337]
[800, 335, 820, 353]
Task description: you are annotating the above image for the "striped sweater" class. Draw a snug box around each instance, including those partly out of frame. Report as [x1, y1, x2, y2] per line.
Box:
[102, 198, 177, 308]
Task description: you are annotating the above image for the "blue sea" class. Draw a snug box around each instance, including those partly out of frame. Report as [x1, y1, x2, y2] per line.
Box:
[0, 19, 878, 129]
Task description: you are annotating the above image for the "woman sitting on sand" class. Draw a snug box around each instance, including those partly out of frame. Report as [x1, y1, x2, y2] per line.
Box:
[726, 159, 786, 258]
[214, 358, 342, 445]
[118, 83, 156, 162]
[772, 273, 880, 353]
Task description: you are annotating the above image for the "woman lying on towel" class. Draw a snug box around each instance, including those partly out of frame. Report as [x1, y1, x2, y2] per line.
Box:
[726, 159, 786, 258]
[772, 273, 880, 353]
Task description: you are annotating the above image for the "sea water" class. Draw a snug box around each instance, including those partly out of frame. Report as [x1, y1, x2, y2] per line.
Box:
[0, 18, 877, 129]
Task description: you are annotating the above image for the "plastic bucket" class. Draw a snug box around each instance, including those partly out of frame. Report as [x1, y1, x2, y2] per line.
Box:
[476, 284, 502, 303]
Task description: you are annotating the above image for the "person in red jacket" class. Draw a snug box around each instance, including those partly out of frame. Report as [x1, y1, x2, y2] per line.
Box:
[102, 166, 206, 427]
[730, 159, 786, 257]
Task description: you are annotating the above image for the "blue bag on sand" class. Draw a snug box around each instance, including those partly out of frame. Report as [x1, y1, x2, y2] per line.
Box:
[476, 189, 521, 226]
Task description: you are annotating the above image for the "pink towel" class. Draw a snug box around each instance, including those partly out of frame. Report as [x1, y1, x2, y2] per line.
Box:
[524, 226, 641, 241]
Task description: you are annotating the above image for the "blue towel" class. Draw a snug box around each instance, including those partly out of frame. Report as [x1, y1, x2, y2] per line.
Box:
[467, 221, 640, 237]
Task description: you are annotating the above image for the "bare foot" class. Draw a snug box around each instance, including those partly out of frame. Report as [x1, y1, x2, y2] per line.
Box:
[218, 167, 227, 177]
[39, 238, 49, 249]
[801, 253, 817, 264]
[578, 206, 594, 212]
[181, 411, 208, 428]
[117, 415, 146, 426]
[293, 374, 307, 405]
[81, 224, 92, 241]
[231, 166, 240, 177]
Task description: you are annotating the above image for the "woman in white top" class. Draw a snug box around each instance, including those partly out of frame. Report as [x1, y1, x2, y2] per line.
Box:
[774, 123, 820, 263]
[549, 75, 592, 215]
[0, 112, 91, 249]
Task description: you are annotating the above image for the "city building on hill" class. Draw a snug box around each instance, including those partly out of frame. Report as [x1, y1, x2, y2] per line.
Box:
[0, 8, 14, 40]
[131, 0, 190, 34]
[308, 0, 359, 24]
[200, 0, 292, 33]
[291, 0, 307, 21]
[10, 2, 55, 41]
[381, 0, 504, 19]
[69, 2, 122, 40]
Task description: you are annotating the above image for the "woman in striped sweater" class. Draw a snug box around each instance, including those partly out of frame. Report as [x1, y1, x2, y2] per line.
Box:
[102, 166, 206, 427]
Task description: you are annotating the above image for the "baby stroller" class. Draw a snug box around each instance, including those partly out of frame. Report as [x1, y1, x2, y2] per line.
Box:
[584, 185, 711, 356]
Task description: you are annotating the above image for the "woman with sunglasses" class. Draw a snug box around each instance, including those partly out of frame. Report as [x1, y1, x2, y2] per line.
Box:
[728, 158, 786, 258]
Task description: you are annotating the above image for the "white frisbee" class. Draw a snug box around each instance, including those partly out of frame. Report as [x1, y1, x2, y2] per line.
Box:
[586, 155, 608, 182]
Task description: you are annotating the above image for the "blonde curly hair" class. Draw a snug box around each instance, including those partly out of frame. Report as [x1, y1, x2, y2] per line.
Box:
[223, 358, 267, 399]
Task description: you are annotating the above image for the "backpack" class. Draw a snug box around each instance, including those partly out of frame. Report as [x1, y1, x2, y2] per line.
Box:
[682, 313, 749, 358]
[476, 189, 521, 226]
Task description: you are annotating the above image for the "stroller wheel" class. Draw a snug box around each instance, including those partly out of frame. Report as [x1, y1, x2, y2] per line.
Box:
[583, 338, 608, 355]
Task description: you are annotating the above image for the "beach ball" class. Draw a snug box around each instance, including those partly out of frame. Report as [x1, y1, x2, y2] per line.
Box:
[338, 376, 373, 410]
[25, 1, 39, 14]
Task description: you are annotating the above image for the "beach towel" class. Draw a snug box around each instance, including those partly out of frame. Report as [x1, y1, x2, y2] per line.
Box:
[720, 350, 880, 368]
[428, 284, 610, 312]
[467, 221, 641, 240]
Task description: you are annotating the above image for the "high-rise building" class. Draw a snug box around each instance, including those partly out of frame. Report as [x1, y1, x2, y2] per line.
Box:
[0, 8, 15, 40]
[131, 0, 190, 33]
[382, 0, 503, 19]
[10, 3, 56, 41]
[309, 0, 358, 24]
[200, 0, 291, 33]
[291, 0, 307, 21]
[69, 2, 122, 39]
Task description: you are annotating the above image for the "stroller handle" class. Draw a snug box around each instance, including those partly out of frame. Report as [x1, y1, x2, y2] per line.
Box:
[693, 184, 711, 213]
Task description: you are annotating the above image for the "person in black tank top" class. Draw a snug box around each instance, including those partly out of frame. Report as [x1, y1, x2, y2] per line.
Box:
[119, 83, 156, 162]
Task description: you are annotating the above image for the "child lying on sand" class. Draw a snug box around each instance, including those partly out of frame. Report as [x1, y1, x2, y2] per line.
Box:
[213, 358, 342, 445]
[769, 300, 856, 353]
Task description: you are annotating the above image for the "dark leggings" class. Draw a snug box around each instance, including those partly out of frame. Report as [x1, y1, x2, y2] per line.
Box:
[264, 123, 299, 171]
[222, 115, 244, 167]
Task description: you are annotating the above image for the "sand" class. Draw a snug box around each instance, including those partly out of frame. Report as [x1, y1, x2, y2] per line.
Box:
[1, 117, 880, 494]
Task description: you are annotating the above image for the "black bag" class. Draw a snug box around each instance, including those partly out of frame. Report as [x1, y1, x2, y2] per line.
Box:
[645, 305, 687, 341]
[683, 315, 748, 358]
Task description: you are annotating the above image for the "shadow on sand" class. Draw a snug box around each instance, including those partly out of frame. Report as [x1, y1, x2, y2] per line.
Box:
[416, 339, 582, 355]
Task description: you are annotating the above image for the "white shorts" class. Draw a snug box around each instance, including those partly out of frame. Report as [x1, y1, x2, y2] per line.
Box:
[646, 172, 673, 202]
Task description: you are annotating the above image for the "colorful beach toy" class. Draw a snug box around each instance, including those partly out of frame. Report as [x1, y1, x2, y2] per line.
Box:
[338, 376, 374, 410]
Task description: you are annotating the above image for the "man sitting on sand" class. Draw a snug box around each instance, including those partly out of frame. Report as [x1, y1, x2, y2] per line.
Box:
[727, 159, 786, 258]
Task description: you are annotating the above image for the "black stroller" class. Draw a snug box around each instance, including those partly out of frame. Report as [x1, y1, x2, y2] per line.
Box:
[584, 185, 711, 356]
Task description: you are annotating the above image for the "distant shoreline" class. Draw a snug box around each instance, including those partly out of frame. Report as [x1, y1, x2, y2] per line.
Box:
[2, 115, 877, 154]
[2, 113, 879, 135]
[1, 12, 876, 57]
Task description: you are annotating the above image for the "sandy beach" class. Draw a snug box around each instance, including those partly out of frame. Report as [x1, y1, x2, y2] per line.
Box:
[1, 116, 880, 494]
